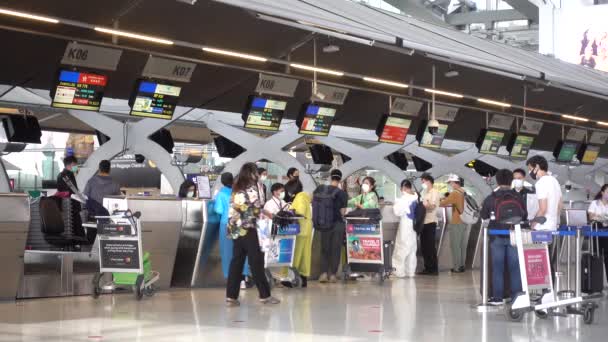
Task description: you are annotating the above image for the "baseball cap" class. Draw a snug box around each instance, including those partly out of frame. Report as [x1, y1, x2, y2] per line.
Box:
[447, 174, 461, 183]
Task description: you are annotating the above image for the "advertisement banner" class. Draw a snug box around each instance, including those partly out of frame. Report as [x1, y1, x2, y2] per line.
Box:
[265, 237, 295, 266]
[347, 223, 381, 235]
[99, 237, 142, 273]
[523, 246, 551, 289]
[347, 236, 383, 264]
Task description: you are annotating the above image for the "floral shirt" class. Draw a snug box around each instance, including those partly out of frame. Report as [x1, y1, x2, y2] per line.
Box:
[227, 184, 263, 239]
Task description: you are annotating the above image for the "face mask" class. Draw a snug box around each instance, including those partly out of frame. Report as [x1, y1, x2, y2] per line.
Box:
[402, 190, 410, 196]
[187, 191, 195, 198]
[529, 168, 538, 181]
[512, 179, 524, 189]
[278, 192, 285, 200]
[361, 184, 371, 193]
[71, 165, 79, 173]
[260, 175, 267, 182]
[421, 183, 428, 190]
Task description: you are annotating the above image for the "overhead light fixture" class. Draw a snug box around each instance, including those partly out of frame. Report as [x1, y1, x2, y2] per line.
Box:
[424, 89, 463, 98]
[94, 27, 174, 45]
[444, 69, 459, 78]
[478, 98, 511, 108]
[363, 77, 408, 88]
[562, 114, 589, 122]
[202, 47, 267, 62]
[323, 44, 340, 53]
[0, 8, 59, 23]
[290, 63, 344, 76]
[597, 121, 608, 126]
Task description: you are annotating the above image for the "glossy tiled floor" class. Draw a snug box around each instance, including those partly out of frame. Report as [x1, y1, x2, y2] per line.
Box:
[0, 273, 606, 341]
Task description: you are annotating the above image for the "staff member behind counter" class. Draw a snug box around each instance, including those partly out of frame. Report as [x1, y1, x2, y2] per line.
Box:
[57, 156, 79, 194]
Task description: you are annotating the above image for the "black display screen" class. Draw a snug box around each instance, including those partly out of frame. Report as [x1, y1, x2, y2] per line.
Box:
[130, 80, 181, 120]
[242, 96, 287, 131]
[297, 103, 337, 136]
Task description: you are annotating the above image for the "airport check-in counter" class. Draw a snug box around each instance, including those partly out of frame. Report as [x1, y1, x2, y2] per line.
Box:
[0, 193, 29, 301]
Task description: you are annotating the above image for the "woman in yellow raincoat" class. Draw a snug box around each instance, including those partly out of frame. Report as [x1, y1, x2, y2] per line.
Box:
[284, 179, 312, 287]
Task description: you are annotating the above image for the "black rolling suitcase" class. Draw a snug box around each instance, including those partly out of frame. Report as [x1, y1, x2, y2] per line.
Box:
[383, 240, 395, 274]
[582, 222, 604, 294]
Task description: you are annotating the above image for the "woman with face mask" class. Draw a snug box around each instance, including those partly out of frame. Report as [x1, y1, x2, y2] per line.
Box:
[391, 180, 419, 278]
[285, 179, 313, 287]
[178, 180, 197, 199]
[588, 184, 608, 284]
[348, 177, 379, 209]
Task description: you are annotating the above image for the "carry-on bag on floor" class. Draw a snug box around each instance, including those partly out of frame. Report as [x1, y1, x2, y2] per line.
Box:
[582, 222, 604, 294]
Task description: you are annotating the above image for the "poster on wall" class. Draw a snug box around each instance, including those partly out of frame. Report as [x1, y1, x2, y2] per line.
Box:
[544, 5, 608, 72]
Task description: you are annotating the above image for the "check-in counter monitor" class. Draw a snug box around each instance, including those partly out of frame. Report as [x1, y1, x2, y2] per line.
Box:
[0, 193, 29, 300]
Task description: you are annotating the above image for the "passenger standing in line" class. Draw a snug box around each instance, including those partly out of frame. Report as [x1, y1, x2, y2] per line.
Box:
[480, 169, 526, 305]
[315, 169, 348, 284]
[258, 167, 269, 199]
[213, 172, 250, 281]
[587, 184, 608, 284]
[57, 155, 79, 194]
[83, 160, 121, 215]
[526, 155, 562, 231]
[284, 168, 300, 203]
[440, 174, 467, 273]
[285, 179, 313, 287]
[512, 169, 533, 202]
[418, 173, 440, 276]
[348, 177, 379, 209]
[226, 163, 279, 306]
[263, 183, 287, 215]
[391, 180, 419, 278]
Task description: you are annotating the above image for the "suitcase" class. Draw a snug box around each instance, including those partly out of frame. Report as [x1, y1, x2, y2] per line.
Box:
[582, 222, 604, 294]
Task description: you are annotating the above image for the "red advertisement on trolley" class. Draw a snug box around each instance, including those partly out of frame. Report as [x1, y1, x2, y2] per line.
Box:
[523, 246, 551, 289]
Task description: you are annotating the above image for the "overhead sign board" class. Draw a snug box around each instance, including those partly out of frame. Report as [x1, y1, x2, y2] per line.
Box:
[311, 84, 349, 105]
[142, 56, 197, 83]
[566, 127, 587, 142]
[391, 98, 423, 116]
[489, 114, 514, 130]
[434, 104, 458, 122]
[519, 119, 544, 135]
[589, 131, 608, 145]
[255, 74, 299, 98]
[61, 42, 122, 71]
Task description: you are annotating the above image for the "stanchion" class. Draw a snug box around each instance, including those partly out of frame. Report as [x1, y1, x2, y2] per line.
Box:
[474, 224, 497, 312]
[575, 227, 582, 298]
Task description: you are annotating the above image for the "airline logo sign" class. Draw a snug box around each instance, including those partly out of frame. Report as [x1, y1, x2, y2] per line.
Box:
[61, 42, 122, 71]
[142, 56, 197, 83]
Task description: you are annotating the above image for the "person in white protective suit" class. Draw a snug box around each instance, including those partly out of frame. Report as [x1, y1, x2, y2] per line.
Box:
[391, 179, 419, 278]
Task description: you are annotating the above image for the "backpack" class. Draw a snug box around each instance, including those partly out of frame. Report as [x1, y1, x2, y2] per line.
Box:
[457, 190, 480, 225]
[412, 194, 426, 234]
[312, 185, 339, 231]
[493, 191, 525, 224]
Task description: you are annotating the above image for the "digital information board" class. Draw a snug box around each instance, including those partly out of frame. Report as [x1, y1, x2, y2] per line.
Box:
[378, 116, 412, 145]
[556, 141, 579, 163]
[420, 123, 448, 149]
[580, 145, 600, 165]
[479, 130, 505, 154]
[52, 70, 107, 111]
[130, 81, 181, 120]
[298, 104, 337, 136]
[510, 135, 534, 159]
[243, 96, 287, 131]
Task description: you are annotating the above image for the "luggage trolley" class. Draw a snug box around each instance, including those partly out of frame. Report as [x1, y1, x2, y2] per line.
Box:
[91, 210, 159, 300]
[258, 213, 304, 288]
[343, 215, 388, 284]
[504, 217, 599, 324]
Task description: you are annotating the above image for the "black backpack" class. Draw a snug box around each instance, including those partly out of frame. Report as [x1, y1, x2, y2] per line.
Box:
[493, 191, 525, 224]
[312, 185, 338, 231]
[413, 194, 426, 234]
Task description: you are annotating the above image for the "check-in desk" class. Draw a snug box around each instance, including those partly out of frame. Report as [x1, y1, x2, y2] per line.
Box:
[0, 193, 29, 301]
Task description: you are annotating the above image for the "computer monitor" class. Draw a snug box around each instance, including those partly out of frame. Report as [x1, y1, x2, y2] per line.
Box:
[51, 69, 107, 111]
[476, 129, 505, 154]
[507, 134, 534, 159]
[376, 114, 412, 145]
[297, 103, 337, 136]
[242, 95, 288, 132]
[129, 79, 181, 120]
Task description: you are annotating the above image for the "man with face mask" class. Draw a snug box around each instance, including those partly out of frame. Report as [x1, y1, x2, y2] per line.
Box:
[57, 155, 79, 194]
[526, 155, 562, 231]
[440, 174, 467, 273]
[264, 183, 287, 215]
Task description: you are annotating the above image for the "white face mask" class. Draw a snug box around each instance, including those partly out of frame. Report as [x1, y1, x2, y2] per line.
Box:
[260, 175, 267, 181]
[421, 183, 428, 190]
[187, 191, 195, 198]
[278, 192, 285, 200]
[512, 179, 524, 190]
[362, 184, 371, 193]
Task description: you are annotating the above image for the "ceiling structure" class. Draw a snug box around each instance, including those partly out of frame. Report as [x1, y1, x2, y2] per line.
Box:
[0, 0, 606, 156]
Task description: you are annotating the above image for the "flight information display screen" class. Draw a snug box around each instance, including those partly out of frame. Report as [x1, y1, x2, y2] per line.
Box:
[297, 103, 337, 136]
[378, 116, 412, 145]
[130, 80, 182, 120]
[243, 96, 288, 131]
[509, 134, 534, 159]
[580, 145, 600, 165]
[52, 70, 107, 111]
[556, 141, 579, 163]
[419, 122, 448, 149]
[478, 130, 505, 154]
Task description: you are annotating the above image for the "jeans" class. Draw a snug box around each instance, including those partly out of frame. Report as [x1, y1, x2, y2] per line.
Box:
[491, 236, 522, 299]
[226, 229, 271, 300]
[320, 221, 345, 276]
[420, 222, 438, 272]
[449, 223, 468, 269]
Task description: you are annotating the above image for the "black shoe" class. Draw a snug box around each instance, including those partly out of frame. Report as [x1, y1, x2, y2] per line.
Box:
[488, 297, 503, 306]
[458, 266, 465, 273]
[417, 270, 439, 276]
[301, 276, 307, 288]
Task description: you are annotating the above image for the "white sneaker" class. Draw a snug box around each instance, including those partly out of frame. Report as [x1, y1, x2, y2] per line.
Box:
[240, 281, 247, 289]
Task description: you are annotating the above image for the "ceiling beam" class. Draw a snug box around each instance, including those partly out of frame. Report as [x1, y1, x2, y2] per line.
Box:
[503, 0, 539, 22]
[446, 9, 528, 26]
[382, 0, 448, 26]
